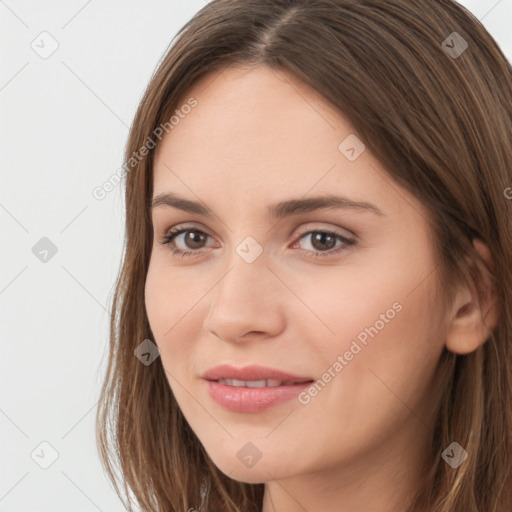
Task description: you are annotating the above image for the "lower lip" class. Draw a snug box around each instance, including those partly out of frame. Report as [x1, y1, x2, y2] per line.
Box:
[205, 380, 313, 413]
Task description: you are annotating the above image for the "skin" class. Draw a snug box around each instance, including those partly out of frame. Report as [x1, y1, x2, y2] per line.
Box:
[145, 65, 498, 512]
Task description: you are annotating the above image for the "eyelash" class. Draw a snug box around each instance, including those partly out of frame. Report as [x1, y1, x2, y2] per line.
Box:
[158, 224, 356, 259]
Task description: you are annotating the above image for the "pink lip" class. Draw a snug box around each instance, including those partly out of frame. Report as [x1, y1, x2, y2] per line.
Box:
[202, 364, 314, 413]
[205, 380, 314, 412]
[201, 364, 313, 383]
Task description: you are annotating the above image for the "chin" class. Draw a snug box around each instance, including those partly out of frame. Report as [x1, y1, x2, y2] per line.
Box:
[208, 449, 294, 484]
[217, 464, 269, 484]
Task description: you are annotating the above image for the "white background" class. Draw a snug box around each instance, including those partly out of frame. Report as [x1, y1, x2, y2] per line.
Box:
[1, 1, 511, 510]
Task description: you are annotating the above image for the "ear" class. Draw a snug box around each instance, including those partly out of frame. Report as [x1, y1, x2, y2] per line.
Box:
[445, 238, 499, 355]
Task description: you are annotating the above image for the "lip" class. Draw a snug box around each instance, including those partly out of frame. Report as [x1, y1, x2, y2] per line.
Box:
[205, 380, 314, 412]
[202, 364, 314, 413]
[201, 364, 313, 383]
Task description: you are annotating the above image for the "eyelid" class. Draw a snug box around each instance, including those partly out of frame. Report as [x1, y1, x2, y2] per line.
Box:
[292, 221, 356, 240]
[160, 222, 213, 242]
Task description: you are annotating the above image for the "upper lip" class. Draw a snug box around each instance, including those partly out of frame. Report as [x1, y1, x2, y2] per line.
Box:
[202, 364, 314, 383]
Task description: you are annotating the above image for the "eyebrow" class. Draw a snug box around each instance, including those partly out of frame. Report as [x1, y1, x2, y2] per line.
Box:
[151, 192, 384, 218]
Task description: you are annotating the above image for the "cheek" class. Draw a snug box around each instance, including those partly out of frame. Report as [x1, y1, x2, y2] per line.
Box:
[144, 261, 169, 338]
[144, 258, 208, 379]
[294, 242, 444, 400]
[144, 256, 201, 337]
[145, 261, 186, 367]
[281, 261, 419, 359]
[320, 271, 445, 430]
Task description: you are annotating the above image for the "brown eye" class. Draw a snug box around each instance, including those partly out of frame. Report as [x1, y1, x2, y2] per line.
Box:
[160, 227, 213, 256]
[181, 230, 208, 250]
[294, 229, 356, 258]
[309, 232, 338, 251]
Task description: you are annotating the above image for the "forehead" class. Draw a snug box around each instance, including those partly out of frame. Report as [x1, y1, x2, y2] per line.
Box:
[155, 65, 347, 164]
[152, 65, 426, 223]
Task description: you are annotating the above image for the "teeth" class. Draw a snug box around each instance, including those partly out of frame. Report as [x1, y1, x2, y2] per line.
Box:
[217, 378, 289, 387]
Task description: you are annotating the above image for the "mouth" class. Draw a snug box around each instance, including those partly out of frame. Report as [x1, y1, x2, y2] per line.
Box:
[214, 378, 314, 388]
[202, 366, 315, 413]
[201, 363, 314, 384]
[201, 364, 315, 412]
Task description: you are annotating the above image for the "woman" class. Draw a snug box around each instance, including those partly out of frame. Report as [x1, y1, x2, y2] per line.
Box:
[96, 1, 512, 511]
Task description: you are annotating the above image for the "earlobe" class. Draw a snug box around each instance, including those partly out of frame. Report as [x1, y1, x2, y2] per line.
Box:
[445, 238, 499, 355]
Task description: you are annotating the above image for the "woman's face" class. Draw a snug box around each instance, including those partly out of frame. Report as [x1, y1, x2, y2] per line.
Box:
[145, 65, 449, 485]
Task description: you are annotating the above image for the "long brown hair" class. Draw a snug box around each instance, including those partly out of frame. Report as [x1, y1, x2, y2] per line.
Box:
[96, 1, 512, 510]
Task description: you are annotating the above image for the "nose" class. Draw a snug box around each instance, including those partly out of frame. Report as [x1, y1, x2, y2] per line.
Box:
[203, 254, 285, 344]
